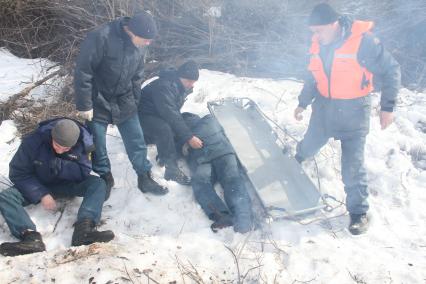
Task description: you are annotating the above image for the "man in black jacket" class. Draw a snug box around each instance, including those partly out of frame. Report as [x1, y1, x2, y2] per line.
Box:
[74, 12, 168, 196]
[294, 4, 401, 235]
[138, 61, 202, 185]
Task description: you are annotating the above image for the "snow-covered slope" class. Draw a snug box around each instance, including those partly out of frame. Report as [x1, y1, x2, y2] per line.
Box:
[0, 51, 425, 283]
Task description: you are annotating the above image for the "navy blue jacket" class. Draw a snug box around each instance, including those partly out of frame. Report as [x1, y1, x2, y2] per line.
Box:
[9, 118, 95, 204]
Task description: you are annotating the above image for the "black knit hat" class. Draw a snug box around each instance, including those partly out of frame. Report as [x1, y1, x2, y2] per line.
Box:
[177, 60, 199, 81]
[52, 119, 80, 148]
[309, 3, 339, 26]
[127, 11, 157, 39]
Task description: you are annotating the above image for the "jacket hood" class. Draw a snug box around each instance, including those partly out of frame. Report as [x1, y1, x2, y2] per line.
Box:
[37, 118, 94, 153]
[338, 15, 355, 40]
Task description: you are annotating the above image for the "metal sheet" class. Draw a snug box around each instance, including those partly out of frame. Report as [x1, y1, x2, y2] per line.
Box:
[208, 98, 324, 218]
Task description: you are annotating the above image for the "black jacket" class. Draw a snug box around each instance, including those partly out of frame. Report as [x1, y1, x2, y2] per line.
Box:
[299, 16, 401, 112]
[9, 118, 94, 204]
[139, 70, 193, 142]
[184, 115, 235, 165]
[74, 17, 146, 124]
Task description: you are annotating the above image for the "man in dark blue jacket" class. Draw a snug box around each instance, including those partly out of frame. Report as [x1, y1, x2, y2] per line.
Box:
[0, 118, 114, 256]
[138, 61, 202, 185]
[182, 113, 253, 233]
[74, 11, 168, 196]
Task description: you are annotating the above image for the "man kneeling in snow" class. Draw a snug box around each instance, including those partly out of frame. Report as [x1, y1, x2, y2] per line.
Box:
[0, 118, 114, 256]
[182, 113, 253, 233]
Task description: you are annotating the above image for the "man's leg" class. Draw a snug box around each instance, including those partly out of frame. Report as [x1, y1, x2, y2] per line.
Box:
[0, 187, 36, 239]
[214, 155, 253, 233]
[295, 104, 329, 162]
[341, 136, 369, 235]
[341, 136, 369, 214]
[119, 114, 168, 195]
[118, 114, 152, 175]
[87, 120, 111, 175]
[191, 163, 229, 218]
[140, 115, 178, 166]
[53, 176, 114, 246]
[0, 188, 45, 256]
[140, 115, 190, 185]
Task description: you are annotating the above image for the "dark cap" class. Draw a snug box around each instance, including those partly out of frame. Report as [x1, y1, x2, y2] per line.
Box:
[177, 60, 199, 81]
[309, 3, 339, 26]
[127, 11, 157, 39]
[51, 119, 80, 148]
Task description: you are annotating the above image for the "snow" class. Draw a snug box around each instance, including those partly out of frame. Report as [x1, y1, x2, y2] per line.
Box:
[1, 51, 425, 283]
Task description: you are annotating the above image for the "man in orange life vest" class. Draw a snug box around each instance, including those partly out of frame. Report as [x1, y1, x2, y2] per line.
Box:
[294, 3, 400, 235]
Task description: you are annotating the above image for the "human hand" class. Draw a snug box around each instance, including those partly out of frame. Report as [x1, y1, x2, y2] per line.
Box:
[77, 109, 93, 121]
[188, 136, 203, 149]
[294, 107, 305, 121]
[41, 194, 57, 211]
[380, 111, 394, 130]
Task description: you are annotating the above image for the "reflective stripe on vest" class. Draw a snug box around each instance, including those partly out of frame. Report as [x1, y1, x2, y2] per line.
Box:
[308, 21, 374, 99]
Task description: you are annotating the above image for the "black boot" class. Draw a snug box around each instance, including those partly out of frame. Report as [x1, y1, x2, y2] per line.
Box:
[164, 166, 191, 185]
[138, 171, 169, 195]
[100, 172, 115, 201]
[348, 213, 369, 235]
[210, 213, 233, 233]
[71, 219, 114, 246]
[0, 231, 46, 256]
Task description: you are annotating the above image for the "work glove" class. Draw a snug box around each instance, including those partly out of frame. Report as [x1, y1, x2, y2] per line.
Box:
[77, 109, 93, 121]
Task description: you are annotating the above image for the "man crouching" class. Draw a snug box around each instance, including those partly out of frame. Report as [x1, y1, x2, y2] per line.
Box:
[0, 118, 114, 257]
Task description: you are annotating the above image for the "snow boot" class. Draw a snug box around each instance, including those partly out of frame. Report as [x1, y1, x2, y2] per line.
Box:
[164, 166, 191, 185]
[210, 213, 233, 233]
[0, 231, 46, 256]
[100, 172, 114, 201]
[348, 213, 369, 235]
[138, 171, 169, 196]
[71, 219, 114, 246]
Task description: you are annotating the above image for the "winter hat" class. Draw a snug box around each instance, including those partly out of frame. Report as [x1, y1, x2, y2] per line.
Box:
[177, 60, 199, 81]
[309, 3, 339, 26]
[127, 11, 157, 39]
[51, 119, 80, 148]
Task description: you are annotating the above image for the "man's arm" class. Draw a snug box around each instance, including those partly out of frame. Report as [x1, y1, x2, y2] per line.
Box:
[358, 33, 401, 112]
[132, 53, 145, 106]
[152, 84, 194, 142]
[9, 141, 50, 204]
[74, 30, 105, 112]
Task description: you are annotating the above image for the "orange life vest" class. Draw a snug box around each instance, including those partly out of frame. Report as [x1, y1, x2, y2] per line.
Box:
[308, 21, 374, 99]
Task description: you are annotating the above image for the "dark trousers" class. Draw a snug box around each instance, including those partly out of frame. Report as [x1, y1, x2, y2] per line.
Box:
[0, 175, 106, 239]
[139, 115, 179, 167]
[190, 154, 252, 225]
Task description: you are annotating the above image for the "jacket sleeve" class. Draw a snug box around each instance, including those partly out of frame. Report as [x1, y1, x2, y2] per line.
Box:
[358, 33, 401, 112]
[152, 84, 194, 142]
[298, 72, 320, 109]
[74, 30, 105, 111]
[9, 141, 50, 204]
[132, 54, 145, 106]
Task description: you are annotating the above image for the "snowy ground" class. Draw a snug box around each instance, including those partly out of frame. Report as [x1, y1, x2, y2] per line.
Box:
[0, 50, 425, 283]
